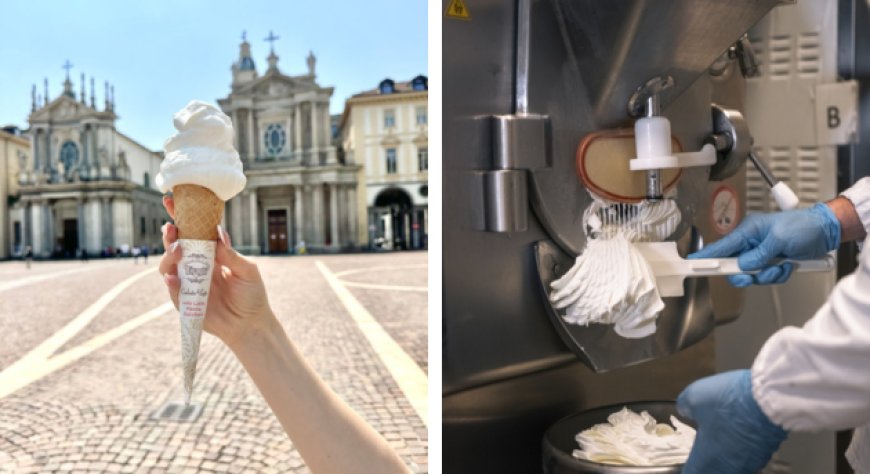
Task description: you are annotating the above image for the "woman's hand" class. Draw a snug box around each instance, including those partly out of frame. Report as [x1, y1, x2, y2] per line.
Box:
[158, 195, 276, 350]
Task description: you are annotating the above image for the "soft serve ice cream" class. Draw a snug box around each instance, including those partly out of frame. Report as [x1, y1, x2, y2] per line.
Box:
[573, 407, 696, 466]
[157, 100, 246, 200]
[157, 100, 246, 404]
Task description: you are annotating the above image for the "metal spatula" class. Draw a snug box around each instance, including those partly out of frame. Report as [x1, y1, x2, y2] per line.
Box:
[635, 241, 836, 297]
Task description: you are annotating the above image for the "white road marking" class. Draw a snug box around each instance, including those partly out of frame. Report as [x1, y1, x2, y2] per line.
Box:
[0, 267, 161, 399]
[315, 261, 428, 426]
[0, 263, 113, 293]
[333, 264, 428, 278]
[0, 303, 173, 399]
[339, 281, 428, 292]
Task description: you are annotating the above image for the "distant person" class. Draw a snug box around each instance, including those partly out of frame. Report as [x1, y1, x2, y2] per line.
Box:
[296, 239, 307, 255]
[132, 246, 141, 264]
[158, 198, 408, 473]
[24, 246, 33, 269]
[142, 245, 149, 264]
[80, 248, 89, 262]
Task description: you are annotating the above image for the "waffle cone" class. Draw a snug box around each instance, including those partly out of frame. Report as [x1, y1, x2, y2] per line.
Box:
[173, 184, 224, 240]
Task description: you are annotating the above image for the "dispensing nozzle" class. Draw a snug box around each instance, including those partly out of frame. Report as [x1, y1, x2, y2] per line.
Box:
[644, 95, 664, 201]
[628, 76, 717, 181]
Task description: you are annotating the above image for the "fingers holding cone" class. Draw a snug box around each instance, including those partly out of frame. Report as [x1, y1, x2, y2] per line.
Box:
[215, 225, 261, 283]
[160, 194, 181, 308]
[160, 222, 182, 308]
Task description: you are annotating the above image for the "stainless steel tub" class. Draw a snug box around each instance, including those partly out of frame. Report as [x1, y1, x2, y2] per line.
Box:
[542, 401, 691, 473]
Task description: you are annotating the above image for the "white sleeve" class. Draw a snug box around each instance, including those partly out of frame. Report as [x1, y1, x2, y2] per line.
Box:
[751, 234, 870, 432]
[841, 177, 870, 236]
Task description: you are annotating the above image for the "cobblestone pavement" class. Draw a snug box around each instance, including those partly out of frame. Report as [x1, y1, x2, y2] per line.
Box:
[0, 252, 428, 473]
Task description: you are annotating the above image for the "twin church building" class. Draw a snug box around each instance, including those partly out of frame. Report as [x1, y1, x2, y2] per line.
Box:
[5, 35, 428, 258]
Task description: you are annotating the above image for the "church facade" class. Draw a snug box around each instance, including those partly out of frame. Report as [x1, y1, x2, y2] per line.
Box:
[10, 73, 166, 258]
[218, 37, 361, 254]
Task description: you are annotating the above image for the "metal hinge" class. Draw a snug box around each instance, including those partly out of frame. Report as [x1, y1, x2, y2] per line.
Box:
[481, 114, 549, 233]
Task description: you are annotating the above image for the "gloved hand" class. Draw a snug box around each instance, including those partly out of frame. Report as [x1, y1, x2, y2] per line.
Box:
[689, 203, 840, 286]
[677, 370, 787, 473]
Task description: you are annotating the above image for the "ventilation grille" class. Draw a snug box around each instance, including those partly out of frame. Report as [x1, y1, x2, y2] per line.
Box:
[150, 401, 204, 422]
[796, 146, 820, 204]
[768, 34, 792, 79]
[797, 32, 821, 78]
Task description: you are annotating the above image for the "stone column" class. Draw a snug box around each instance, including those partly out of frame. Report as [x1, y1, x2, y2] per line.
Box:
[294, 185, 303, 245]
[311, 183, 324, 246]
[42, 201, 54, 255]
[30, 201, 44, 256]
[229, 195, 243, 245]
[77, 198, 86, 253]
[329, 183, 339, 248]
[247, 109, 256, 159]
[101, 197, 113, 248]
[348, 184, 359, 247]
[112, 198, 133, 249]
[232, 110, 240, 150]
[310, 101, 319, 153]
[45, 128, 52, 175]
[23, 201, 31, 248]
[85, 198, 102, 253]
[32, 129, 40, 171]
[322, 102, 331, 145]
[248, 188, 259, 253]
[294, 105, 302, 157]
[336, 185, 346, 245]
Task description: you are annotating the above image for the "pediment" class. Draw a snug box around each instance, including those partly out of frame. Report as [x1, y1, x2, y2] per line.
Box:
[30, 96, 99, 122]
[236, 72, 316, 98]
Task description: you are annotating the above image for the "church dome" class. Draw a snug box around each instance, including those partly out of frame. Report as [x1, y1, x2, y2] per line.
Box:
[239, 56, 256, 71]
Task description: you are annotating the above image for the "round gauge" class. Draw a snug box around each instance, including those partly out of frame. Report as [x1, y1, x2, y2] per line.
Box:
[711, 185, 740, 235]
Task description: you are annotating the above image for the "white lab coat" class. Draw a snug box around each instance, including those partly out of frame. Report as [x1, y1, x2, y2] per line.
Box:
[751, 177, 870, 471]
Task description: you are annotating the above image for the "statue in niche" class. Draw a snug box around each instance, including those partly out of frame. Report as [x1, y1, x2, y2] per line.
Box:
[307, 50, 316, 76]
[117, 151, 130, 180]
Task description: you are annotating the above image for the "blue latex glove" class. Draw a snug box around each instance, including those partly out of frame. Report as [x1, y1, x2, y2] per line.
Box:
[677, 370, 787, 473]
[689, 203, 840, 287]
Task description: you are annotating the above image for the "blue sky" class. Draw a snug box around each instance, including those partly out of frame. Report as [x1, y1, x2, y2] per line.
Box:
[0, 0, 427, 150]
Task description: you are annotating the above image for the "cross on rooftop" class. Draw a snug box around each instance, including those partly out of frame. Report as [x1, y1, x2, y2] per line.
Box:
[264, 30, 279, 52]
[242, 30, 246, 42]
[62, 60, 73, 79]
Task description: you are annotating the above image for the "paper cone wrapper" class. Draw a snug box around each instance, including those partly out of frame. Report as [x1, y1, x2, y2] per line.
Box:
[173, 184, 225, 405]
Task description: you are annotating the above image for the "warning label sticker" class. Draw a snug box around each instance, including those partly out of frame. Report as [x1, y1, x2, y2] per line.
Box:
[446, 0, 471, 20]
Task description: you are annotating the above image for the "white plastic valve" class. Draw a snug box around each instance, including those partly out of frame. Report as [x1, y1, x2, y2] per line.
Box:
[630, 116, 717, 170]
[771, 181, 800, 211]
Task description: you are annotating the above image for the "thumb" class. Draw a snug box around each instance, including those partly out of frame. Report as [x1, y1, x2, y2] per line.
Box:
[737, 235, 783, 271]
[215, 225, 260, 281]
[689, 232, 744, 259]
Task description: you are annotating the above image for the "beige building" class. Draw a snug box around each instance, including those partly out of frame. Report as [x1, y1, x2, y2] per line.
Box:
[339, 76, 428, 249]
[10, 72, 166, 258]
[218, 35, 361, 254]
[0, 127, 30, 259]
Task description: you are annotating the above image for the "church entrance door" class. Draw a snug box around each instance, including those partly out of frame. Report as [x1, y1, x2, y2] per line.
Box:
[267, 209, 289, 254]
[62, 219, 78, 258]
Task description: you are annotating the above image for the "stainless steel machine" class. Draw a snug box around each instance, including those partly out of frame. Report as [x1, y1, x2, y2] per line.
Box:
[443, 1, 789, 471]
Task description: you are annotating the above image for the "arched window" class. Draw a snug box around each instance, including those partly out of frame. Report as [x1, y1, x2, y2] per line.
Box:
[379, 79, 395, 94]
[263, 123, 286, 155]
[60, 141, 79, 172]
